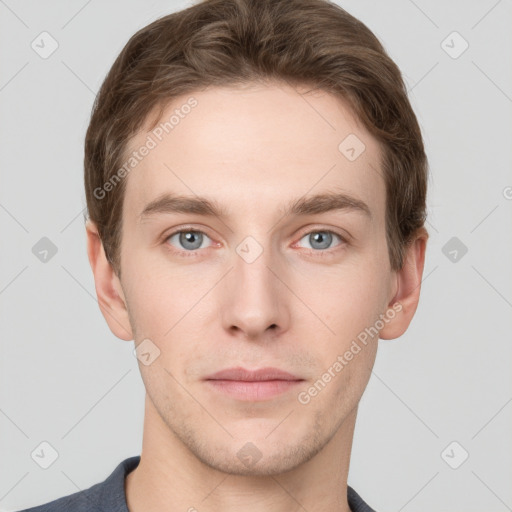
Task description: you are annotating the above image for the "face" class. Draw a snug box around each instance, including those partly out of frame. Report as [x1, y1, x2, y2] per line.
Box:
[109, 82, 400, 475]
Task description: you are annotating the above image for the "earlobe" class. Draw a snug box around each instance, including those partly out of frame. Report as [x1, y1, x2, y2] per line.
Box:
[85, 219, 133, 341]
[379, 229, 428, 340]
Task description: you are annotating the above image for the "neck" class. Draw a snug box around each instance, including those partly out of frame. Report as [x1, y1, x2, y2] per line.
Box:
[125, 395, 357, 512]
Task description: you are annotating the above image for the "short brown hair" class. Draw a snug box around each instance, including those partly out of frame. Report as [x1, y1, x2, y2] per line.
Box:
[84, 0, 428, 277]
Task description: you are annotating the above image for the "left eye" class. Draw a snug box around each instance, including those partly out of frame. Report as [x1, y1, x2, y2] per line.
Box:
[297, 230, 345, 251]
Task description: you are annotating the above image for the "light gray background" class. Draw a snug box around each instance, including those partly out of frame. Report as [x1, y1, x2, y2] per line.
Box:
[1, 1, 511, 511]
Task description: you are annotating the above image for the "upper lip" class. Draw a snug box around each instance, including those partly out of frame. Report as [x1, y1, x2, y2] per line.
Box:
[205, 367, 303, 382]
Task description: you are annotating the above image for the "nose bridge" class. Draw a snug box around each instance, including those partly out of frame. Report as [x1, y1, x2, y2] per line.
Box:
[221, 234, 288, 337]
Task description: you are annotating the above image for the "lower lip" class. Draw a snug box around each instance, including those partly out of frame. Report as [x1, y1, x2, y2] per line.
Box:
[205, 379, 303, 401]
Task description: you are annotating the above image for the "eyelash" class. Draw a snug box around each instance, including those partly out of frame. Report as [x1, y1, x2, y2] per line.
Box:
[163, 226, 348, 259]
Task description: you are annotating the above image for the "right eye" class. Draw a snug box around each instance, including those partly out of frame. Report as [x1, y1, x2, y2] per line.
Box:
[164, 228, 216, 257]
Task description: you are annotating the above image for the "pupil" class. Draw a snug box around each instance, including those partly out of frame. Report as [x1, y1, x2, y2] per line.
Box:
[181, 231, 201, 250]
[312, 231, 331, 249]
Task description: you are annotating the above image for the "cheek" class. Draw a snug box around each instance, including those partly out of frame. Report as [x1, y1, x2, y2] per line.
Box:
[122, 260, 178, 339]
[123, 238, 184, 302]
[310, 263, 386, 339]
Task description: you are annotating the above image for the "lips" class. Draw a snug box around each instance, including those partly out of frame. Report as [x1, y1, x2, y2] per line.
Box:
[205, 366, 303, 382]
[204, 366, 304, 401]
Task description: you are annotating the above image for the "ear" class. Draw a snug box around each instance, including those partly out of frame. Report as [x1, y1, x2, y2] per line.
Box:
[379, 228, 428, 340]
[85, 219, 133, 341]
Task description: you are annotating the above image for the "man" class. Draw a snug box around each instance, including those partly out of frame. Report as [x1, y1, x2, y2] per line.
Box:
[19, 0, 428, 510]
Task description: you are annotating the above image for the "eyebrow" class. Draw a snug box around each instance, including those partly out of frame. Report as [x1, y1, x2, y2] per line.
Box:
[139, 191, 372, 221]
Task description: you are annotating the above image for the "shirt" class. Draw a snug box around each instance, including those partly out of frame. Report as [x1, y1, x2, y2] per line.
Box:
[16, 455, 376, 512]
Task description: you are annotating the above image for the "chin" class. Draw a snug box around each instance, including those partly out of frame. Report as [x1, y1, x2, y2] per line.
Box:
[187, 427, 325, 477]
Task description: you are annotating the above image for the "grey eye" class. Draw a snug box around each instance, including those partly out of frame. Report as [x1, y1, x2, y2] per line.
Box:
[167, 230, 210, 251]
[299, 231, 342, 251]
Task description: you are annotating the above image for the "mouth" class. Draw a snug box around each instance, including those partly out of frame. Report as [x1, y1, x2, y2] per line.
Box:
[204, 367, 305, 401]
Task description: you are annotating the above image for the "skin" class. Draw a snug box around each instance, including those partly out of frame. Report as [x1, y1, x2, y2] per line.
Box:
[86, 81, 427, 512]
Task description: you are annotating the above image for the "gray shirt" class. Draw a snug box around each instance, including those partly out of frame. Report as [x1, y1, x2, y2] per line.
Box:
[17, 456, 376, 512]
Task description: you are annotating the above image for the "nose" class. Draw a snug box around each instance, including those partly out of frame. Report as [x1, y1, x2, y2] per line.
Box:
[220, 242, 290, 340]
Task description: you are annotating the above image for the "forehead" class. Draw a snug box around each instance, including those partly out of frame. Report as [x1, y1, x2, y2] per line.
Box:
[121, 82, 385, 225]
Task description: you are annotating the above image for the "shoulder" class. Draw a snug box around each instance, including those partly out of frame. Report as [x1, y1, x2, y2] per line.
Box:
[15, 456, 140, 512]
[15, 486, 102, 512]
[347, 485, 378, 512]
